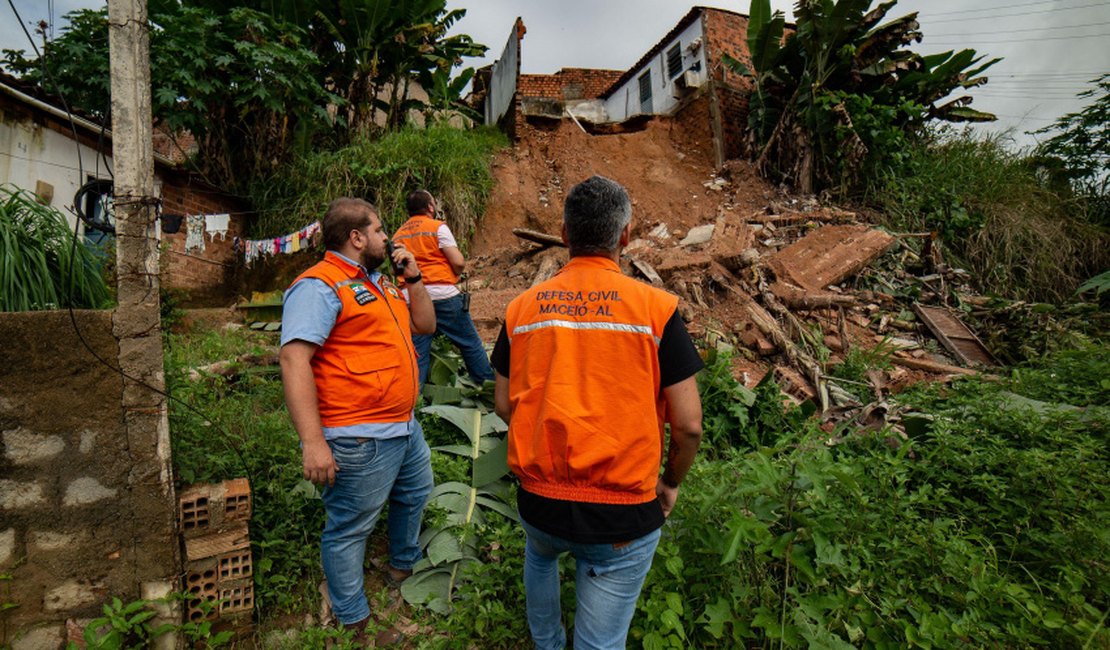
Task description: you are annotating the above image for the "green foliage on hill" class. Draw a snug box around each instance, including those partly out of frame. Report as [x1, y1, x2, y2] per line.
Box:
[249, 125, 508, 244]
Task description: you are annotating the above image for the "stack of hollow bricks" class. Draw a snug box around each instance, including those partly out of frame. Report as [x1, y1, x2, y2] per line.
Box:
[178, 478, 254, 628]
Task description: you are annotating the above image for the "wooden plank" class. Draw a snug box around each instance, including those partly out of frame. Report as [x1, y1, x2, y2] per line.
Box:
[513, 228, 566, 248]
[912, 304, 996, 366]
[892, 356, 981, 376]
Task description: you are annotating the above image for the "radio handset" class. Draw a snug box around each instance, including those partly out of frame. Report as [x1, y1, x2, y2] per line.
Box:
[385, 239, 406, 275]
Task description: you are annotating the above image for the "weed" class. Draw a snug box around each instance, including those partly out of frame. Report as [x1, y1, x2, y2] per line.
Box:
[828, 337, 896, 402]
[867, 127, 1110, 302]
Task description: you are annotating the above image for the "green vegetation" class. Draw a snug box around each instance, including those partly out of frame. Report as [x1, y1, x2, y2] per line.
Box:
[250, 125, 508, 240]
[726, 0, 997, 194]
[0, 185, 112, 311]
[868, 128, 1110, 303]
[163, 322, 1109, 648]
[2, 1, 485, 192]
[1031, 74, 1109, 228]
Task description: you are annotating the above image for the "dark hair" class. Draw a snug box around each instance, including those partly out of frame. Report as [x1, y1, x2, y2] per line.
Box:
[322, 198, 376, 251]
[563, 175, 631, 255]
[406, 189, 435, 216]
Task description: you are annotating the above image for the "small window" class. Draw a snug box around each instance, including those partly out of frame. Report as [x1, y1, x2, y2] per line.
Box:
[666, 44, 683, 79]
[638, 71, 652, 113]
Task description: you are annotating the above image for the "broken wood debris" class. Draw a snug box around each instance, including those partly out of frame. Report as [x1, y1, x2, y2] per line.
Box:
[768, 225, 896, 292]
[513, 227, 566, 248]
[912, 304, 997, 366]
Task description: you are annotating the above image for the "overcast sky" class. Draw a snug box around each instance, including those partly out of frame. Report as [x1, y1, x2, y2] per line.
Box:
[4, 0, 1108, 150]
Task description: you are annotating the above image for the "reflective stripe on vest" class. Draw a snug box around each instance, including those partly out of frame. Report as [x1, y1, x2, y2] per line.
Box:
[504, 256, 679, 505]
[392, 215, 459, 287]
[290, 251, 418, 427]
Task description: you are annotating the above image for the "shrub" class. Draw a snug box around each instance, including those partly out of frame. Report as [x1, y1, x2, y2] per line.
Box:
[0, 185, 112, 311]
[249, 125, 508, 250]
[632, 347, 1109, 648]
[868, 128, 1110, 302]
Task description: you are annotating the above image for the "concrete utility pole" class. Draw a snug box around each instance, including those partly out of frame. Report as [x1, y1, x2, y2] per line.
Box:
[108, 0, 180, 644]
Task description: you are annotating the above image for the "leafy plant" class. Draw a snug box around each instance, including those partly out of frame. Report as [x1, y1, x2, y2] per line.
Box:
[3, 6, 340, 193]
[67, 594, 233, 650]
[828, 337, 896, 402]
[0, 185, 112, 311]
[401, 404, 516, 614]
[1076, 270, 1110, 298]
[726, 0, 998, 194]
[1031, 74, 1109, 227]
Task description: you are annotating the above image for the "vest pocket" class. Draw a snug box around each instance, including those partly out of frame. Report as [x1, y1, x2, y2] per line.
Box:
[345, 349, 402, 402]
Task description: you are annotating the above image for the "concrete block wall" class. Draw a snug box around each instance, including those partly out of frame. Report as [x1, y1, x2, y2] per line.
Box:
[0, 311, 178, 648]
[159, 177, 247, 301]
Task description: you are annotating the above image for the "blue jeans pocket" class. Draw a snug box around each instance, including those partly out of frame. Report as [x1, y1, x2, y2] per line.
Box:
[328, 438, 379, 471]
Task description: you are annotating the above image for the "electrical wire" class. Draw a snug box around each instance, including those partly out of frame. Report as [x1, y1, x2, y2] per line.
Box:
[923, 1, 1110, 24]
[4, 0, 252, 479]
[927, 31, 1110, 44]
[931, 19, 1110, 38]
[918, 0, 1104, 17]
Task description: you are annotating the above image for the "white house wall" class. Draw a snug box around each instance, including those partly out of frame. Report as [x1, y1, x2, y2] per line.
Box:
[0, 112, 161, 235]
[604, 19, 707, 122]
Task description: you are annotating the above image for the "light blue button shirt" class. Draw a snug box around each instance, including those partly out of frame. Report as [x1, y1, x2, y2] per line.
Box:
[281, 251, 415, 441]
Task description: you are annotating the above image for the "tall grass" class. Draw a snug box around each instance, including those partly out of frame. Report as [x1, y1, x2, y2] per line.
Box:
[0, 185, 112, 311]
[249, 125, 508, 249]
[867, 128, 1110, 303]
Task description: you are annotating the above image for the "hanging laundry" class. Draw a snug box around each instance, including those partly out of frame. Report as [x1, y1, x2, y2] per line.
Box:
[205, 213, 231, 241]
[185, 214, 206, 254]
[242, 220, 322, 266]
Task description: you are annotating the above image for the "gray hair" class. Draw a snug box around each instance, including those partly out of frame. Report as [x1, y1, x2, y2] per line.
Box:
[563, 175, 632, 255]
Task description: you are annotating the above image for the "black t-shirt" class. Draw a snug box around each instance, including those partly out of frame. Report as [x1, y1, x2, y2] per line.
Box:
[491, 309, 703, 543]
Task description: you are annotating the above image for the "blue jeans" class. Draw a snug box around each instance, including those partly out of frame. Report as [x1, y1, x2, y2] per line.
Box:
[521, 519, 662, 650]
[413, 294, 494, 385]
[320, 425, 433, 625]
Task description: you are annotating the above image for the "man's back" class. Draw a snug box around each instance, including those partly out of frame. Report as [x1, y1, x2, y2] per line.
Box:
[504, 255, 679, 505]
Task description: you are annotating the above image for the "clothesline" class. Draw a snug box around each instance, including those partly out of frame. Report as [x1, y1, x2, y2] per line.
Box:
[238, 221, 321, 266]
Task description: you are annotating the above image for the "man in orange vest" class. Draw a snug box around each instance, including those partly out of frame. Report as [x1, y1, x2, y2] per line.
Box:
[280, 198, 435, 644]
[492, 176, 704, 650]
[393, 189, 494, 385]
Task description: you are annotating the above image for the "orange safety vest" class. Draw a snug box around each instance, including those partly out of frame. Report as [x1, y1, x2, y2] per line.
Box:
[504, 256, 680, 505]
[392, 215, 459, 288]
[289, 251, 419, 427]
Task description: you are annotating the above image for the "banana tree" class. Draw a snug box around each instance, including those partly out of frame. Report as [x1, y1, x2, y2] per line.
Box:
[726, 0, 999, 194]
[400, 405, 515, 614]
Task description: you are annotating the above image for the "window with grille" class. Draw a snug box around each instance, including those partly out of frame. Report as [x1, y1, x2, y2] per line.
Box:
[638, 71, 652, 113]
[666, 44, 683, 79]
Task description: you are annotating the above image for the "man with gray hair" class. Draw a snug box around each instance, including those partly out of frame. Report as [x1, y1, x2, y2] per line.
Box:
[492, 175, 704, 649]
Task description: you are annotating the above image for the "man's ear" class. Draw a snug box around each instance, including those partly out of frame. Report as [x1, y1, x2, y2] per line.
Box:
[619, 222, 632, 247]
[561, 223, 569, 247]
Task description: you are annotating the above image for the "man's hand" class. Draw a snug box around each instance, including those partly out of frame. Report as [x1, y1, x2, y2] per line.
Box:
[656, 478, 680, 518]
[391, 242, 420, 279]
[303, 439, 338, 486]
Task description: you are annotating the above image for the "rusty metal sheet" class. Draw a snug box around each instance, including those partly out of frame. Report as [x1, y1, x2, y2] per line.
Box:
[913, 304, 997, 367]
